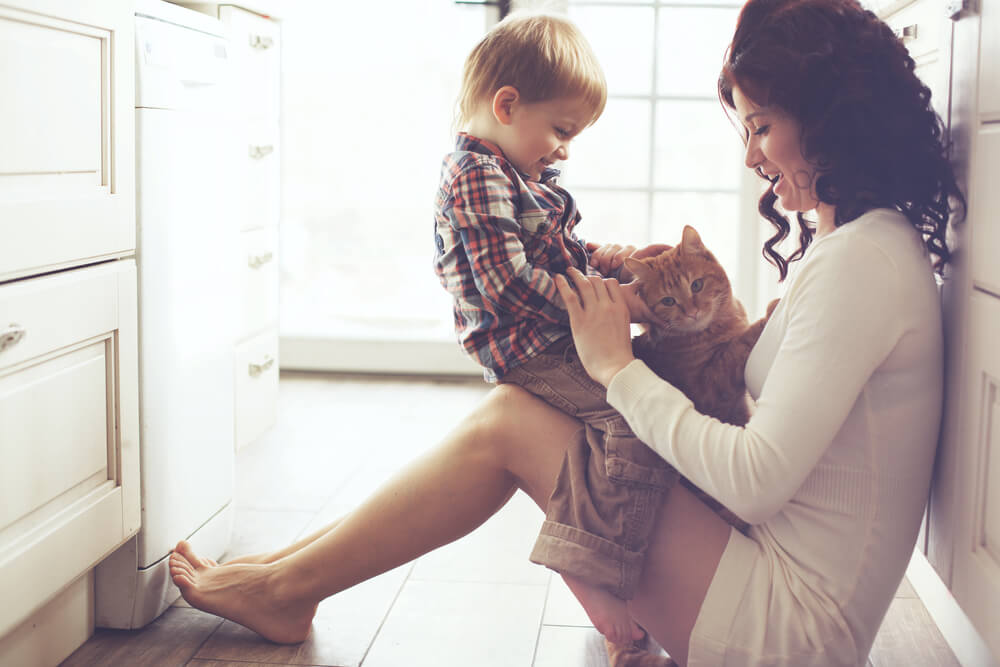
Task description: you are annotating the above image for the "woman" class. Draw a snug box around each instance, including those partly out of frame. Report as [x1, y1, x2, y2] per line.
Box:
[169, 0, 964, 664]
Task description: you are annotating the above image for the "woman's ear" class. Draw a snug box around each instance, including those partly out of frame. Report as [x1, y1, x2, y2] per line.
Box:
[492, 86, 520, 125]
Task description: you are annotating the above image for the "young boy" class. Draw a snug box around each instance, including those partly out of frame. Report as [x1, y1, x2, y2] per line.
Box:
[433, 12, 680, 645]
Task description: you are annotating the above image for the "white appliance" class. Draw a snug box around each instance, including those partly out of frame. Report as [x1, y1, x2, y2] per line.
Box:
[95, 0, 238, 629]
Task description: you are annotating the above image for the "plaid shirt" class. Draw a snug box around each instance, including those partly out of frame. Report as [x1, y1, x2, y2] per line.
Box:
[434, 133, 600, 382]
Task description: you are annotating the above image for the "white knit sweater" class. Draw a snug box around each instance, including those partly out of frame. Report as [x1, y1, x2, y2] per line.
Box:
[607, 209, 944, 663]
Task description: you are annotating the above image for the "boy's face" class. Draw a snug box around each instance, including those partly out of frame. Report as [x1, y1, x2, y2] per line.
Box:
[500, 96, 594, 181]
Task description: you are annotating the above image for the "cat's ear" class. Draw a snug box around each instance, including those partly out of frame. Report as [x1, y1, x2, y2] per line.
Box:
[681, 225, 706, 253]
[624, 257, 654, 283]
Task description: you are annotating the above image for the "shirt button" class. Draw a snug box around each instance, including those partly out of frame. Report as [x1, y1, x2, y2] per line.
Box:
[435, 233, 445, 252]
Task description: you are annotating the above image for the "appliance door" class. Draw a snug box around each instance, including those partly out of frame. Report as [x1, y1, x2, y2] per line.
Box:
[135, 105, 238, 568]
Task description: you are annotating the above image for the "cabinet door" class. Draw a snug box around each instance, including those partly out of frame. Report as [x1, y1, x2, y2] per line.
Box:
[0, 261, 139, 638]
[951, 292, 1000, 660]
[0, 0, 134, 282]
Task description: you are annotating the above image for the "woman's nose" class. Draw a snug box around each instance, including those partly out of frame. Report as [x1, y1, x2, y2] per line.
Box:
[744, 139, 761, 170]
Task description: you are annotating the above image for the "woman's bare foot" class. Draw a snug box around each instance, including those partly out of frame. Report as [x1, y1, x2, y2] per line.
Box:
[562, 574, 645, 645]
[169, 540, 317, 644]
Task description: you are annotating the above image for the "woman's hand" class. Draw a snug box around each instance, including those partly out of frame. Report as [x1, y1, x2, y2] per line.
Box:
[555, 267, 636, 388]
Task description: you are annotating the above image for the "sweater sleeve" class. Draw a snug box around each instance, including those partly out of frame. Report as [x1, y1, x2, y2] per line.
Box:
[606, 234, 906, 524]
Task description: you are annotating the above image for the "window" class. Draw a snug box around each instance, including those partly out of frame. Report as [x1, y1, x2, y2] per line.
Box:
[279, 1, 776, 374]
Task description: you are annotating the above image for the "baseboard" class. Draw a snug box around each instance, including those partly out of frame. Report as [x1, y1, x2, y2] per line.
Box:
[906, 550, 998, 667]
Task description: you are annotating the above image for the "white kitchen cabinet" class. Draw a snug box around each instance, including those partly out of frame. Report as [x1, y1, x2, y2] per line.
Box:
[896, 0, 1000, 660]
[0, 1, 138, 663]
[0, 1, 135, 283]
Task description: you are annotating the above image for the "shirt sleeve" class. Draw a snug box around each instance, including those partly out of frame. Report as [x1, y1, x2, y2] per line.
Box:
[606, 234, 905, 524]
[444, 161, 571, 325]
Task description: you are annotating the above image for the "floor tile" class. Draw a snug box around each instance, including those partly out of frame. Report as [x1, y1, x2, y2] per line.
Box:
[193, 564, 411, 667]
[361, 580, 548, 667]
[410, 492, 549, 586]
[868, 597, 959, 666]
[532, 625, 609, 667]
[542, 575, 592, 627]
[60, 607, 222, 667]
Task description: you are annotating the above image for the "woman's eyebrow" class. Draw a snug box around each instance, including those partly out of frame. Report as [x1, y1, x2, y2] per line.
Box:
[744, 110, 768, 123]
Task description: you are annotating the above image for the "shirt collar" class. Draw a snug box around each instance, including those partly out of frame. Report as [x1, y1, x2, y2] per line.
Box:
[455, 132, 561, 183]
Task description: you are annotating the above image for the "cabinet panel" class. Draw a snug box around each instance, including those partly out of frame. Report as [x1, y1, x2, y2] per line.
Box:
[235, 328, 278, 451]
[0, 343, 110, 533]
[952, 292, 1000, 660]
[0, 1, 134, 282]
[969, 125, 1000, 293]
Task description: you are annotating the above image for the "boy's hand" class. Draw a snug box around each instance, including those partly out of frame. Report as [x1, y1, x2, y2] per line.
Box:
[586, 242, 672, 281]
[586, 242, 636, 277]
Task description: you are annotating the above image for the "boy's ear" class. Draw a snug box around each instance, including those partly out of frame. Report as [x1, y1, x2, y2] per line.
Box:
[492, 86, 520, 125]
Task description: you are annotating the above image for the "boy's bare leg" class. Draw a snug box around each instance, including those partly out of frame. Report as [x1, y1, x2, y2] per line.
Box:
[169, 385, 573, 644]
[563, 573, 645, 645]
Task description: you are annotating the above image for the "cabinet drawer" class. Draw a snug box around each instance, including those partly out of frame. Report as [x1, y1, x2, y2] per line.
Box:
[0, 260, 140, 637]
[220, 5, 280, 121]
[240, 120, 281, 231]
[883, 0, 949, 117]
[235, 329, 279, 450]
[0, 3, 134, 281]
[237, 227, 280, 338]
[970, 125, 1000, 294]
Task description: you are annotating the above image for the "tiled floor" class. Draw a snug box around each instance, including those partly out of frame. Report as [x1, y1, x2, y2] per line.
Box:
[63, 372, 960, 667]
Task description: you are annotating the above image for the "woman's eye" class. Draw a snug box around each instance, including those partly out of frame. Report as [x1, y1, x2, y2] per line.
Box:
[753, 125, 770, 136]
[660, 296, 676, 307]
[691, 278, 704, 293]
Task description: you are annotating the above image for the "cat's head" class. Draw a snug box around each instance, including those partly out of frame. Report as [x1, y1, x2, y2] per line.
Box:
[624, 225, 732, 336]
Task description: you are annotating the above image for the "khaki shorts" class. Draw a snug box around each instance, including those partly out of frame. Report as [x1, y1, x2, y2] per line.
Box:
[500, 337, 679, 599]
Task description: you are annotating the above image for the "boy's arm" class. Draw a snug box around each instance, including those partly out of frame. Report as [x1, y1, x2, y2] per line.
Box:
[443, 163, 577, 325]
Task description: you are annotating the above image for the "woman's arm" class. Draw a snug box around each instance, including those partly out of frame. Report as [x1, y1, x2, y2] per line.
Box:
[557, 236, 906, 523]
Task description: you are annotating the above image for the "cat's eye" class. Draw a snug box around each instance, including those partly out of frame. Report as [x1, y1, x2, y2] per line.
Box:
[691, 278, 704, 293]
[660, 296, 676, 307]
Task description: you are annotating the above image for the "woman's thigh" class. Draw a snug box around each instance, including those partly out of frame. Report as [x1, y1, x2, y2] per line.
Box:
[478, 383, 583, 508]
[629, 483, 733, 666]
[483, 384, 733, 666]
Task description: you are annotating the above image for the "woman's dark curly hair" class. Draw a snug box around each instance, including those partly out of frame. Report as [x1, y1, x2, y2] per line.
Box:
[718, 0, 965, 280]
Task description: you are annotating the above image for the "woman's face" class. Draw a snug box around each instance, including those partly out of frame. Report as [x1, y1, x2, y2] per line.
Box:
[731, 85, 820, 213]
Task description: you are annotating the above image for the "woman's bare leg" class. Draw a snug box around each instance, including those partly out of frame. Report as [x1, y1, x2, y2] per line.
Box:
[169, 385, 579, 642]
[626, 483, 732, 666]
[216, 515, 349, 566]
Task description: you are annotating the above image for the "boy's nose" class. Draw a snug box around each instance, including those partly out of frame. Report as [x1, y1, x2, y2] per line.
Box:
[555, 144, 569, 161]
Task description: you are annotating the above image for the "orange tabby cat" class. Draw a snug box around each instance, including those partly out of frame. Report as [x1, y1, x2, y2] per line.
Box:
[604, 224, 777, 667]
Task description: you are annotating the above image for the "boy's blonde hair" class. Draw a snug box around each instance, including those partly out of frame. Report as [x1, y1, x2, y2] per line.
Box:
[457, 12, 607, 128]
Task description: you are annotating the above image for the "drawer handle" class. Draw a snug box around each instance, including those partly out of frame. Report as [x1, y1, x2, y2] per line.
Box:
[248, 251, 274, 269]
[0, 323, 26, 353]
[249, 145, 274, 160]
[249, 355, 274, 377]
[249, 34, 274, 50]
[894, 24, 918, 41]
